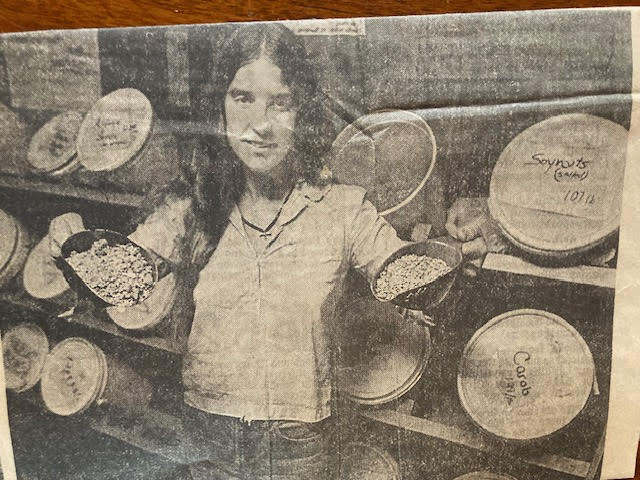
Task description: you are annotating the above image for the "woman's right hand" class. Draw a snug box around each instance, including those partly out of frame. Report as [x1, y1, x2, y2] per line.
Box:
[48, 213, 85, 258]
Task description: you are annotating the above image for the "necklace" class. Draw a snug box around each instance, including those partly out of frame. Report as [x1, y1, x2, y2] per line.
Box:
[240, 187, 295, 239]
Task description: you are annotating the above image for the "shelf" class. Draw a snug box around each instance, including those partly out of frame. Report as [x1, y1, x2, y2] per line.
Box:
[481, 253, 616, 289]
[0, 291, 180, 355]
[85, 408, 196, 465]
[62, 308, 180, 354]
[0, 174, 143, 208]
[359, 407, 592, 478]
[9, 391, 196, 467]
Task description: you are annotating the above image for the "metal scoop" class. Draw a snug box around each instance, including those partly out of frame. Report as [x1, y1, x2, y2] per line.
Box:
[57, 229, 159, 307]
[371, 239, 463, 312]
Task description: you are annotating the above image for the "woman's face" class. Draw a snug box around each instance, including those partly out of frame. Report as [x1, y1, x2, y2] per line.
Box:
[225, 56, 297, 177]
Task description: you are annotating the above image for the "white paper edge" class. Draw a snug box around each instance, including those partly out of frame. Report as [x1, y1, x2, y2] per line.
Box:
[601, 7, 640, 479]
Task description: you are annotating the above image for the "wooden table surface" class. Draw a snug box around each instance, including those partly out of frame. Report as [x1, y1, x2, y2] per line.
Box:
[0, 1, 637, 479]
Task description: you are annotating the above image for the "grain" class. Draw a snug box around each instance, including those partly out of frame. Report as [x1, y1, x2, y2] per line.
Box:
[66, 239, 154, 306]
[375, 254, 451, 301]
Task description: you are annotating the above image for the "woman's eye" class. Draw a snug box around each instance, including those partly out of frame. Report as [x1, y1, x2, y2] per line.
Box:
[229, 90, 253, 104]
[271, 97, 293, 112]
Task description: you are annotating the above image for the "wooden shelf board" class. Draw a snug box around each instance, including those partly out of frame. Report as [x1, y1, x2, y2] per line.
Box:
[0, 291, 179, 355]
[0, 174, 143, 208]
[63, 309, 180, 354]
[359, 408, 591, 478]
[481, 253, 616, 289]
[85, 408, 196, 465]
[10, 391, 195, 466]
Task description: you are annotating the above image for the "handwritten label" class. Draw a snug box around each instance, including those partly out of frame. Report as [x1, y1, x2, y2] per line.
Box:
[44, 119, 78, 158]
[503, 351, 532, 406]
[92, 117, 139, 150]
[2, 31, 101, 110]
[287, 19, 365, 36]
[494, 145, 613, 221]
[525, 153, 590, 183]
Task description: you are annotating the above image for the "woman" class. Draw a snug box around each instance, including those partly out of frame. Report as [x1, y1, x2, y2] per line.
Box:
[50, 24, 485, 479]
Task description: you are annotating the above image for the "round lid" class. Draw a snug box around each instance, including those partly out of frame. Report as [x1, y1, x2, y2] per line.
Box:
[337, 296, 431, 405]
[457, 309, 595, 441]
[23, 235, 71, 300]
[453, 473, 518, 480]
[106, 272, 176, 330]
[0, 210, 17, 275]
[329, 110, 437, 216]
[3, 323, 49, 392]
[489, 113, 627, 255]
[41, 338, 106, 416]
[339, 442, 400, 480]
[77, 88, 153, 172]
[27, 111, 83, 174]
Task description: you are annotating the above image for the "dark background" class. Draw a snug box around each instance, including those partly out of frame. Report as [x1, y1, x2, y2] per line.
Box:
[0, 1, 637, 479]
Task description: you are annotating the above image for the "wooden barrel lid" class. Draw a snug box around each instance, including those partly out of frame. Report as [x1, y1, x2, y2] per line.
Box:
[23, 235, 71, 300]
[457, 309, 594, 441]
[339, 442, 401, 480]
[453, 473, 518, 480]
[27, 111, 83, 175]
[489, 113, 627, 256]
[329, 110, 436, 216]
[0, 209, 17, 275]
[3, 323, 49, 392]
[41, 338, 107, 416]
[337, 295, 431, 405]
[106, 272, 176, 330]
[0, 210, 29, 289]
[77, 88, 153, 172]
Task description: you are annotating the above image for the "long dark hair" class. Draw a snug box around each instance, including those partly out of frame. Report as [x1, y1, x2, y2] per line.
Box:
[145, 23, 334, 249]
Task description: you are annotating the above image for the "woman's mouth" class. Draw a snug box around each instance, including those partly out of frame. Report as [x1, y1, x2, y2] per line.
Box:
[242, 139, 277, 149]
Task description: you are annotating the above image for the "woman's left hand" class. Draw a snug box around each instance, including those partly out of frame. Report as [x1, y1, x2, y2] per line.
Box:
[444, 198, 491, 276]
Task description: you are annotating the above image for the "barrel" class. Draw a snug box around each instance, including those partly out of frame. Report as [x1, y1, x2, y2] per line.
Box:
[106, 272, 177, 330]
[2, 323, 49, 393]
[457, 309, 595, 441]
[23, 235, 75, 305]
[336, 295, 431, 405]
[488, 113, 627, 259]
[329, 110, 442, 234]
[26, 111, 83, 176]
[75, 88, 179, 195]
[40, 337, 153, 416]
[0, 209, 30, 290]
[453, 473, 517, 480]
[339, 442, 401, 480]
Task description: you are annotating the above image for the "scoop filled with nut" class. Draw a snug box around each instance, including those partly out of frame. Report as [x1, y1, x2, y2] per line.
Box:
[372, 240, 462, 311]
[58, 230, 158, 307]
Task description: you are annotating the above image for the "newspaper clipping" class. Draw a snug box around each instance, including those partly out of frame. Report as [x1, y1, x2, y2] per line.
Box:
[0, 8, 638, 480]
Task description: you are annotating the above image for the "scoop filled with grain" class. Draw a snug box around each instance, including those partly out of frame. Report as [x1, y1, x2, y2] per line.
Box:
[59, 230, 158, 307]
[372, 240, 462, 311]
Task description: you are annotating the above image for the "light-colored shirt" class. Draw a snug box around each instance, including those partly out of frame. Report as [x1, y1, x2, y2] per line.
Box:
[130, 181, 406, 423]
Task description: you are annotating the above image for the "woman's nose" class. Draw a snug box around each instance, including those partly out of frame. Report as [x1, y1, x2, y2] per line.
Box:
[249, 102, 273, 136]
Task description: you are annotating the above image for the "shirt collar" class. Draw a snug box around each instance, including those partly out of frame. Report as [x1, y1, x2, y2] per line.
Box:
[279, 180, 332, 226]
[228, 180, 333, 232]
